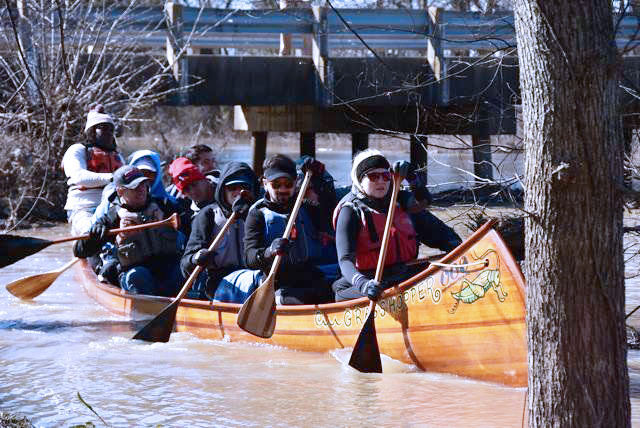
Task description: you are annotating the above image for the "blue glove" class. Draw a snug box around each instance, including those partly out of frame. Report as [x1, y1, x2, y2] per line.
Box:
[264, 238, 290, 259]
[392, 160, 411, 180]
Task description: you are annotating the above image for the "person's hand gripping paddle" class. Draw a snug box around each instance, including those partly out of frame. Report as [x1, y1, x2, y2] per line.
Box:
[236, 170, 312, 338]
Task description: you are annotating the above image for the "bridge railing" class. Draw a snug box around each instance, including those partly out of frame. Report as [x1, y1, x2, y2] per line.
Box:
[4, 5, 639, 53]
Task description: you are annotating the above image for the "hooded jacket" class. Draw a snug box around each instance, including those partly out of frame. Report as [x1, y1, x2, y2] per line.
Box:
[180, 162, 258, 279]
[128, 150, 178, 206]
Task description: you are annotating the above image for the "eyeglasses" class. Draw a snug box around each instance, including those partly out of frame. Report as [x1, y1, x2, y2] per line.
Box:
[365, 171, 392, 182]
[269, 179, 294, 190]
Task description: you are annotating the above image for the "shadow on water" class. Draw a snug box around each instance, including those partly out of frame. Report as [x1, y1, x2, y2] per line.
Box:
[0, 318, 148, 334]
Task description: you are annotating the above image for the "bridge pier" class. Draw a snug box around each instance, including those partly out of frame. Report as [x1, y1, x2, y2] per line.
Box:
[300, 133, 316, 158]
[471, 134, 494, 185]
[351, 133, 369, 159]
[410, 135, 428, 180]
[251, 132, 268, 177]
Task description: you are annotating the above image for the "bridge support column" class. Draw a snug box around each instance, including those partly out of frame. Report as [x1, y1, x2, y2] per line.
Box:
[252, 132, 268, 177]
[300, 133, 316, 158]
[471, 134, 493, 185]
[351, 133, 369, 159]
[410, 135, 428, 178]
[624, 127, 634, 188]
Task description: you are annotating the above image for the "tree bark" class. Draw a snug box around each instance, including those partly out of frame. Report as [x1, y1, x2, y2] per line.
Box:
[513, 1, 630, 427]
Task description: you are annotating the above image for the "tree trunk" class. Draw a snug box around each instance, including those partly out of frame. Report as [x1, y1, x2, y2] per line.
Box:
[513, 2, 630, 427]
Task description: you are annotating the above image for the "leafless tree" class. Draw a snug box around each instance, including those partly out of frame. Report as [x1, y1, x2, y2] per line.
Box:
[0, 0, 178, 228]
[514, 1, 630, 426]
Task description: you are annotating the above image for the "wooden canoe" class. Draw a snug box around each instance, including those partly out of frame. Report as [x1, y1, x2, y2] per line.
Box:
[77, 220, 527, 386]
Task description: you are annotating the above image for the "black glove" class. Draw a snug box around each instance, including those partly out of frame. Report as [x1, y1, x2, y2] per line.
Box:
[89, 222, 108, 242]
[353, 273, 385, 300]
[392, 160, 411, 180]
[299, 156, 325, 176]
[231, 196, 251, 220]
[264, 238, 290, 259]
[192, 249, 215, 268]
[73, 239, 101, 258]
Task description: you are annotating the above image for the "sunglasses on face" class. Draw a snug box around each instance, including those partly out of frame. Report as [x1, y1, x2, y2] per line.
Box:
[365, 171, 392, 182]
[269, 179, 294, 190]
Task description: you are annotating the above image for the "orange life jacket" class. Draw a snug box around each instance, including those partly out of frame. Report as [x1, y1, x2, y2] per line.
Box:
[333, 196, 417, 271]
[86, 147, 123, 173]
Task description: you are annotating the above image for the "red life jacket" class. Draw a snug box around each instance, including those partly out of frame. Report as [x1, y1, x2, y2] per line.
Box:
[333, 196, 417, 271]
[86, 147, 123, 173]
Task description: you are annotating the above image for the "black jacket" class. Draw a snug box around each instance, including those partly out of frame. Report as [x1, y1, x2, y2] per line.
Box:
[180, 162, 258, 279]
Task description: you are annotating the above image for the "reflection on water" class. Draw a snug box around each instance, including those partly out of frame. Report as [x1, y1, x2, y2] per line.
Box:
[0, 224, 638, 426]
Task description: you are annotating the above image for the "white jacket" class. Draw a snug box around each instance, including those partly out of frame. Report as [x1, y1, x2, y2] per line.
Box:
[62, 143, 116, 211]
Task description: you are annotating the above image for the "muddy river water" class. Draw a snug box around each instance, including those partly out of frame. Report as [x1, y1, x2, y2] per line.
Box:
[1, 219, 639, 427]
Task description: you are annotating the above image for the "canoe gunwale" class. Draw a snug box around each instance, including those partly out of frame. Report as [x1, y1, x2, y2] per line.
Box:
[79, 219, 520, 315]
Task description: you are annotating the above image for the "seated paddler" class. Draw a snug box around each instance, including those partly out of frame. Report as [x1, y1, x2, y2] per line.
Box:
[332, 149, 462, 302]
[73, 165, 185, 297]
[244, 154, 334, 305]
[180, 162, 261, 302]
[62, 105, 124, 236]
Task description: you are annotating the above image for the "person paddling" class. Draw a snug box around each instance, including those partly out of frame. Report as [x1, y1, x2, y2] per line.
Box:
[181, 162, 260, 301]
[73, 165, 184, 296]
[331, 149, 462, 301]
[244, 154, 333, 305]
[62, 105, 124, 235]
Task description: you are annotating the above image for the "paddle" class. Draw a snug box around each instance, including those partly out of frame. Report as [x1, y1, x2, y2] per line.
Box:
[348, 172, 403, 373]
[132, 212, 239, 343]
[5, 214, 181, 299]
[0, 213, 179, 269]
[236, 170, 313, 338]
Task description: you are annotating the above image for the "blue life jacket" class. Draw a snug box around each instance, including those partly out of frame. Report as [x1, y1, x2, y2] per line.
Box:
[260, 205, 315, 265]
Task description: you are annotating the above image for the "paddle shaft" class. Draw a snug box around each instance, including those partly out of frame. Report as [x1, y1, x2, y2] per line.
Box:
[174, 212, 239, 302]
[374, 174, 402, 282]
[49, 213, 179, 245]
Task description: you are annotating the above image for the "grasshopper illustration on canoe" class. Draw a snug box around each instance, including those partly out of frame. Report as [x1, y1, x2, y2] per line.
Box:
[449, 249, 507, 314]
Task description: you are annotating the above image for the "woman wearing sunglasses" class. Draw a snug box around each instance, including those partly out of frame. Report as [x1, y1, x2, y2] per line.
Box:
[243, 154, 334, 305]
[331, 149, 462, 302]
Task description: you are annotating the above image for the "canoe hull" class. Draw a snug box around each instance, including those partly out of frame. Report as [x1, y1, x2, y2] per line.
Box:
[78, 222, 527, 386]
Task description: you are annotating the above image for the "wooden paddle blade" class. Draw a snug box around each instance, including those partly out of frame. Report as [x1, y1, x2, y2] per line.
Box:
[132, 301, 179, 343]
[6, 271, 60, 300]
[0, 235, 52, 268]
[236, 278, 277, 338]
[349, 304, 383, 373]
[6, 258, 79, 300]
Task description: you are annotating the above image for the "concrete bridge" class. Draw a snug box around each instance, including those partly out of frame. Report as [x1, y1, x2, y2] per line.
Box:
[8, 3, 640, 180]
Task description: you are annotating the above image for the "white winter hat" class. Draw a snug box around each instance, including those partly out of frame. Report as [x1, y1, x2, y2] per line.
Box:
[350, 148, 389, 193]
[84, 106, 115, 133]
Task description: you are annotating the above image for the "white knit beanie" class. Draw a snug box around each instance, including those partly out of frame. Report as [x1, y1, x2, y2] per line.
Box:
[350, 149, 389, 194]
[84, 106, 115, 133]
